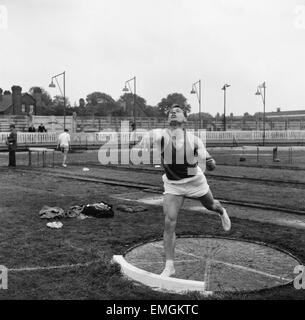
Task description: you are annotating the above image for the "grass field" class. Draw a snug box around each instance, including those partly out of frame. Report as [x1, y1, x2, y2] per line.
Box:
[0, 148, 305, 300]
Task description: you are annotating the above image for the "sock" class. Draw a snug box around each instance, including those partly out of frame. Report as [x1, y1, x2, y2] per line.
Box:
[165, 260, 174, 269]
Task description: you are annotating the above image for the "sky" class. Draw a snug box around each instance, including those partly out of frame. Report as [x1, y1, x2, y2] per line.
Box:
[1, 0, 305, 116]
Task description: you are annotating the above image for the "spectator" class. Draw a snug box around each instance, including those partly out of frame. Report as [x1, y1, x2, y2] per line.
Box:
[6, 124, 17, 167]
[38, 123, 47, 133]
[28, 124, 36, 132]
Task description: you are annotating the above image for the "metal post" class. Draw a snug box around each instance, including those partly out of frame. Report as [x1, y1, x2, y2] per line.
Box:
[221, 84, 230, 131]
[263, 84, 266, 146]
[134, 76, 136, 129]
[223, 87, 226, 131]
[190, 80, 202, 129]
[63, 71, 66, 130]
[199, 79, 202, 129]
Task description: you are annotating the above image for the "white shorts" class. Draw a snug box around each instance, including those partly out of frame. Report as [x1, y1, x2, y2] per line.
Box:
[162, 167, 209, 198]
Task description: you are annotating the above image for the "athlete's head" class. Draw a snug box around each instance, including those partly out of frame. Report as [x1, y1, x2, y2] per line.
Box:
[168, 104, 187, 125]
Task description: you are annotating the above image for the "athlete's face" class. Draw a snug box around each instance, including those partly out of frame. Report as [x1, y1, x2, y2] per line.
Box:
[168, 107, 186, 124]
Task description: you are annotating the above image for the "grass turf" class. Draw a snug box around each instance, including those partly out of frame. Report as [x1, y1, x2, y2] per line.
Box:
[0, 169, 305, 299]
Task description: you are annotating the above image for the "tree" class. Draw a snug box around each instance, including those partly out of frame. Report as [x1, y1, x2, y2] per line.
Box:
[144, 105, 163, 117]
[85, 92, 119, 116]
[157, 93, 191, 117]
[116, 93, 150, 117]
[52, 95, 72, 116]
[29, 87, 53, 107]
[28, 87, 53, 115]
[188, 112, 213, 121]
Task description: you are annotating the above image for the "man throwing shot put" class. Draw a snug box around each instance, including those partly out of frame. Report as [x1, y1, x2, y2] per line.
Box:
[139, 104, 231, 277]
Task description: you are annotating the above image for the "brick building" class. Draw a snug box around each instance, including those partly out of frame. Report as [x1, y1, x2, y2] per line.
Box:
[0, 86, 42, 116]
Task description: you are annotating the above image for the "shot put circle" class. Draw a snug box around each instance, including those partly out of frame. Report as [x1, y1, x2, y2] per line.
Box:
[113, 236, 301, 295]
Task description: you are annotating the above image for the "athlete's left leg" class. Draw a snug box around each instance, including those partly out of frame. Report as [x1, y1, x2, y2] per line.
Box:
[198, 189, 231, 231]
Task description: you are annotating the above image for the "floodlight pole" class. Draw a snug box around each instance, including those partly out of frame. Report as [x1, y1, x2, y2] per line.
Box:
[49, 71, 66, 130]
[191, 79, 202, 129]
[123, 76, 136, 129]
[221, 84, 230, 131]
[255, 82, 266, 146]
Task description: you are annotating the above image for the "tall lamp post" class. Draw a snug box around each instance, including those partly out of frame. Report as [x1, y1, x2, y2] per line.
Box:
[221, 84, 230, 131]
[49, 71, 66, 130]
[190, 79, 202, 129]
[122, 76, 136, 129]
[255, 82, 266, 146]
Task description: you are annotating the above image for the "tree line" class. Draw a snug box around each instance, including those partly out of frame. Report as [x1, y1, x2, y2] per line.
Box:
[29, 87, 215, 119]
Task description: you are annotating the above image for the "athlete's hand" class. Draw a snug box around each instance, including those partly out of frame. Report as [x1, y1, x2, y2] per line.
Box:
[206, 158, 216, 171]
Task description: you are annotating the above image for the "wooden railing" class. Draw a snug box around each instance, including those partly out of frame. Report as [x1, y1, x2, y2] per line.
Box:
[1, 130, 305, 147]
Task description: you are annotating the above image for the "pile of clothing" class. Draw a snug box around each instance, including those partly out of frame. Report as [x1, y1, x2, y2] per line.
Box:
[39, 201, 114, 221]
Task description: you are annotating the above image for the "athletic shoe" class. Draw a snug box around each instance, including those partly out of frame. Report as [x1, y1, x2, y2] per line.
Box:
[160, 267, 176, 278]
[220, 208, 231, 231]
[62, 164, 67, 167]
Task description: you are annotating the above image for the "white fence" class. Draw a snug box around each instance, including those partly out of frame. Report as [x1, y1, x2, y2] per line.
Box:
[1, 130, 305, 147]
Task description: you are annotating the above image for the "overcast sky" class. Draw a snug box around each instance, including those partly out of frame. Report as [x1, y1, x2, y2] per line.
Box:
[1, 0, 305, 116]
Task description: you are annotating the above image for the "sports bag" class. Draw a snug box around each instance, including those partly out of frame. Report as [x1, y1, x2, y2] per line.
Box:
[81, 202, 114, 218]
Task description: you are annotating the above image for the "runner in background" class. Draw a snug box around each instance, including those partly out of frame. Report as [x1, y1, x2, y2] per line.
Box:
[57, 129, 71, 167]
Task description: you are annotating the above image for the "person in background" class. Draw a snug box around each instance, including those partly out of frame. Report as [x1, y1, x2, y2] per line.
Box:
[28, 124, 36, 132]
[57, 129, 71, 167]
[6, 124, 17, 167]
[38, 123, 47, 132]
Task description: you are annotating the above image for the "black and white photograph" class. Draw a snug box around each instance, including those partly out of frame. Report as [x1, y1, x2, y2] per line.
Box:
[0, 0, 305, 309]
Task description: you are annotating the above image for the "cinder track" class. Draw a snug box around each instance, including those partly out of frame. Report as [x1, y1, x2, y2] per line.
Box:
[15, 166, 305, 216]
[66, 162, 305, 190]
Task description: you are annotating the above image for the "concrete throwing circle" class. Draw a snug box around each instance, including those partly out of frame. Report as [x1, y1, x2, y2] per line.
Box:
[113, 236, 300, 295]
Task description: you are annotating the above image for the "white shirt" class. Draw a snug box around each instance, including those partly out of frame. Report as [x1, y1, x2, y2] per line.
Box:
[58, 132, 70, 147]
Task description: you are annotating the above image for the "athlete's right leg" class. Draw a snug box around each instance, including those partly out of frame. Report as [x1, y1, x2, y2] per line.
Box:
[62, 148, 68, 166]
[161, 193, 184, 277]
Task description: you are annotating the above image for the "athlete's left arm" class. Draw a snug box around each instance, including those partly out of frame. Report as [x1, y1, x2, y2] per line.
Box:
[195, 136, 216, 171]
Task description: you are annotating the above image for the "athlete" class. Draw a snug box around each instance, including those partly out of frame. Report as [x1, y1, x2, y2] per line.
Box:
[139, 104, 231, 277]
[57, 129, 71, 167]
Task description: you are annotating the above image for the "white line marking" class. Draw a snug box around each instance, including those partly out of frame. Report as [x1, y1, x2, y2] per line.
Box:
[211, 259, 293, 282]
[8, 241, 104, 272]
[203, 259, 210, 291]
[8, 259, 102, 272]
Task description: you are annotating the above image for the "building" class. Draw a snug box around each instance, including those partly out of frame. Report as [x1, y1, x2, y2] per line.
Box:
[0, 86, 43, 116]
[254, 108, 305, 130]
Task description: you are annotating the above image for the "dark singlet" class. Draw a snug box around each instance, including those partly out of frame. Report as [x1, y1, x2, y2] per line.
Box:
[161, 129, 198, 181]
